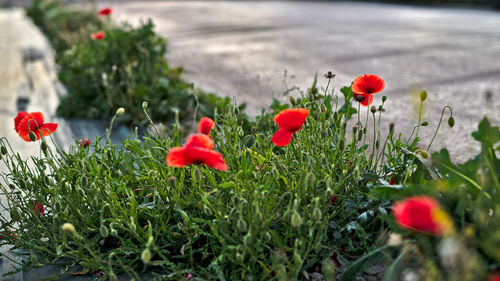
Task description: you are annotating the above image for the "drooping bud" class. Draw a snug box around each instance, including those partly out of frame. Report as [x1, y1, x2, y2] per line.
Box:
[141, 248, 152, 264]
[62, 223, 76, 234]
[115, 107, 125, 116]
[382, 96, 387, 103]
[41, 141, 48, 153]
[289, 96, 296, 106]
[100, 225, 109, 238]
[421, 121, 429, 126]
[448, 116, 455, 128]
[312, 208, 322, 221]
[1, 146, 7, 155]
[142, 101, 148, 110]
[419, 90, 428, 102]
[291, 211, 302, 227]
[29, 131, 37, 142]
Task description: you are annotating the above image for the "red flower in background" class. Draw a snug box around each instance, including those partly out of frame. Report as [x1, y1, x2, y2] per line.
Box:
[166, 134, 227, 171]
[389, 175, 396, 185]
[489, 274, 500, 281]
[98, 7, 112, 16]
[78, 138, 92, 148]
[33, 201, 45, 217]
[91, 31, 105, 40]
[392, 196, 452, 235]
[329, 194, 337, 205]
[352, 74, 385, 107]
[198, 117, 215, 135]
[14, 112, 58, 142]
[271, 108, 309, 146]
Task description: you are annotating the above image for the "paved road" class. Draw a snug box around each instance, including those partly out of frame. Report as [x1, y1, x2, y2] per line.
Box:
[108, 1, 500, 161]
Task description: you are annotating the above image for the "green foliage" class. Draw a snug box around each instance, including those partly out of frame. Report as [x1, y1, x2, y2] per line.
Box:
[27, 0, 238, 126]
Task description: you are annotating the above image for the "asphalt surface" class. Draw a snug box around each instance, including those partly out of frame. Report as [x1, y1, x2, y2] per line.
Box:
[103, 0, 500, 162]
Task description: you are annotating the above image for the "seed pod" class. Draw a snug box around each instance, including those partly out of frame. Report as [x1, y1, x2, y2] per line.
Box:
[421, 121, 429, 126]
[370, 106, 377, 114]
[100, 225, 109, 238]
[141, 248, 152, 264]
[291, 211, 302, 227]
[1, 146, 7, 155]
[448, 116, 455, 128]
[289, 96, 296, 106]
[420, 90, 428, 102]
[29, 131, 37, 142]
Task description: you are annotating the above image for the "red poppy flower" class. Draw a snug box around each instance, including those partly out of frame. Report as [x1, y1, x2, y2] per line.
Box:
[14, 112, 58, 142]
[352, 74, 385, 107]
[33, 201, 45, 217]
[329, 194, 337, 205]
[393, 196, 452, 235]
[198, 117, 215, 135]
[91, 31, 105, 40]
[166, 134, 227, 171]
[389, 176, 396, 185]
[78, 138, 92, 148]
[271, 108, 309, 147]
[98, 7, 112, 16]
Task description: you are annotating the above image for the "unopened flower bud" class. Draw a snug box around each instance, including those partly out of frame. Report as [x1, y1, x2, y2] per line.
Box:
[389, 122, 395, 134]
[62, 223, 75, 234]
[448, 116, 455, 128]
[305, 172, 315, 187]
[289, 96, 296, 106]
[352, 126, 358, 135]
[370, 106, 377, 114]
[322, 258, 337, 280]
[168, 176, 176, 187]
[142, 101, 148, 110]
[313, 208, 322, 221]
[115, 107, 125, 116]
[41, 141, 48, 152]
[1, 146, 7, 155]
[29, 131, 37, 142]
[78, 138, 92, 148]
[419, 150, 429, 159]
[421, 121, 429, 126]
[141, 248, 152, 264]
[291, 211, 302, 227]
[321, 104, 326, 113]
[293, 252, 303, 265]
[100, 225, 109, 238]
[419, 90, 428, 102]
[237, 218, 247, 232]
[382, 96, 387, 102]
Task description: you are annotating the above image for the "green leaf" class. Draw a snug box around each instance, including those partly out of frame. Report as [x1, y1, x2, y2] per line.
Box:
[338, 246, 390, 281]
[472, 117, 500, 147]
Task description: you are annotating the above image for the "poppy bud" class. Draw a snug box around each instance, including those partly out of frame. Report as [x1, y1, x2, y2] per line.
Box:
[115, 108, 125, 116]
[291, 211, 302, 227]
[355, 95, 365, 102]
[339, 139, 345, 150]
[389, 122, 395, 134]
[313, 208, 322, 221]
[62, 223, 76, 234]
[1, 146, 7, 155]
[322, 258, 337, 280]
[237, 218, 247, 232]
[382, 96, 387, 102]
[141, 248, 152, 264]
[130, 220, 137, 233]
[370, 106, 377, 114]
[289, 96, 296, 106]
[321, 104, 326, 113]
[81, 176, 87, 187]
[146, 236, 154, 248]
[421, 121, 429, 126]
[352, 126, 358, 135]
[376, 139, 380, 149]
[142, 101, 148, 110]
[419, 90, 428, 102]
[203, 205, 212, 216]
[110, 229, 118, 236]
[293, 252, 303, 265]
[168, 176, 176, 187]
[419, 150, 429, 159]
[304, 172, 315, 187]
[41, 141, 48, 152]
[193, 167, 202, 182]
[333, 112, 339, 121]
[100, 225, 109, 238]
[243, 232, 253, 248]
[29, 131, 37, 142]
[448, 116, 455, 128]
[264, 231, 271, 242]
[357, 131, 363, 142]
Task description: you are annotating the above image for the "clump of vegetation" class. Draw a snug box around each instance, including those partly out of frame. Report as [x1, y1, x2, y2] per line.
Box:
[26, 0, 242, 126]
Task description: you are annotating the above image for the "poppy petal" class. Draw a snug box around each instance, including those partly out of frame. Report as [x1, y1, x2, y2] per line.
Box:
[184, 134, 214, 150]
[198, 117, 215, 135]
[40, 123, 58, 137]
[185, 147, 228, 171]
[14, 112, 28, 133]
[273, 108, 309, 132]
[166, 147, 192, 167]
[271, 129, 294, 147]
[393, 196, 445, 235]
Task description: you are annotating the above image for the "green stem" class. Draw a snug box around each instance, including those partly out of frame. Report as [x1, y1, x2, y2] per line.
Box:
[426, 106, 453, 151]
